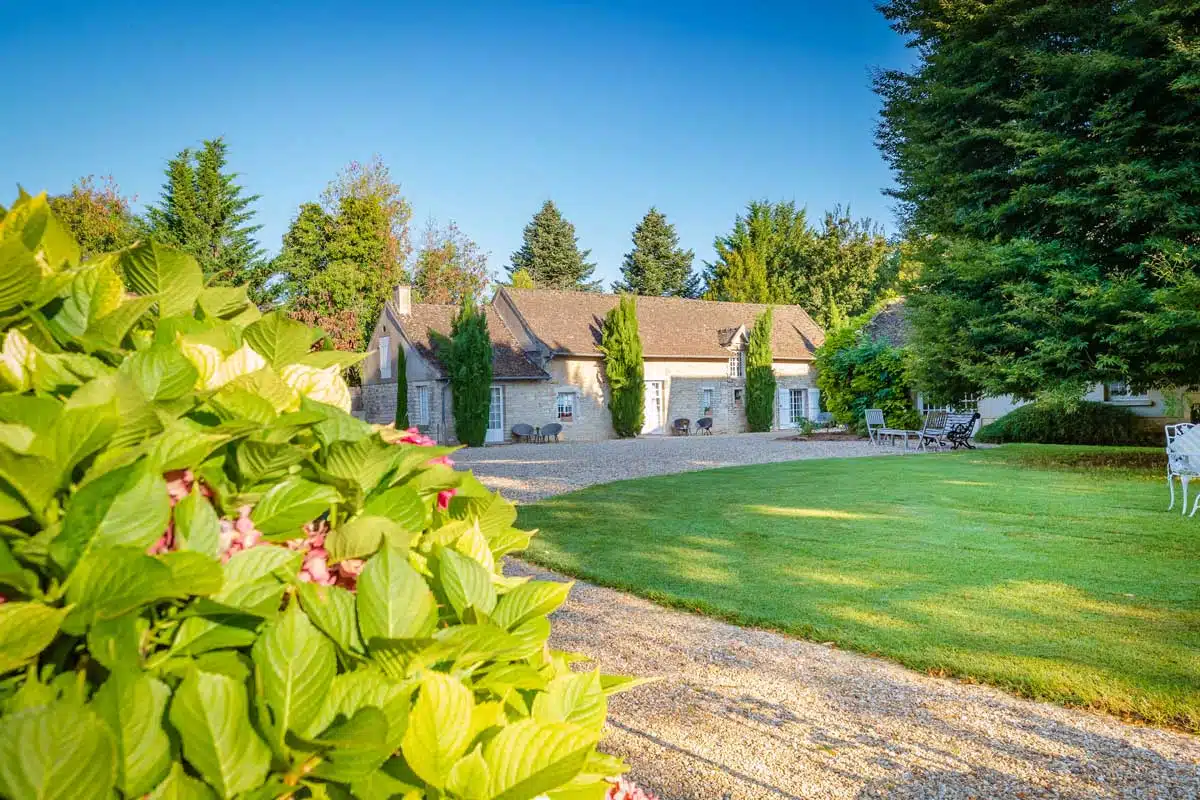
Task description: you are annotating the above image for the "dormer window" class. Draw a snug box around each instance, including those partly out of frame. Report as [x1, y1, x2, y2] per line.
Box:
[728, 349, 745, 378]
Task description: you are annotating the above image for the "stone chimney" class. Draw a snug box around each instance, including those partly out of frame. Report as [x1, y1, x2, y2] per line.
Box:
[393, 284, 412, 315]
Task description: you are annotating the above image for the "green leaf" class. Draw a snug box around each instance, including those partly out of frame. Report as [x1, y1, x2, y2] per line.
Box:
[93, 668, 172, 796]
[0, 702, 117, 800]
[235, 439, 309, 484]
[306, 397, 373, 446]
[45, 262, 123, 340]
[117, 240, 204, 318]
[438, 547, 497, 618]
[148, 762, 219, 800]
[309, 706, 391, 782]
[211, 547, 301, 616]
[492, 580, 574, 631]
[308, 668, 413, 753]
[324, 436, 403, 493]
[160, 550, 226, 596]
[64, 547, 197, 634]
[167, 670, 271, 798]
[175, 488, 222, 558]
[0, 601, 69, 674]
[252, 601, 336, 748]
[87, 613, 145, 669]
[325, 514, 402, 563]
[484, 720, 599, 800]
[143, 421, 232, 472]
[296, 580, 364, 656]
[120, 344, 199, 400]
[357, 546, 437, 644]
[52, 460, 171, 572]
[362, 484, 426, 533]
[0, 235, 42, 312]
[0, 536, 36, 592]
[40, 397, 118, 486]
[447, 746, 491, 800]
[400, 672, 474, 788]
[532, 670, 607, 731]
[249, 477, 340, 539]
[169, 612, 259, 657]
[0, 445, 57, 521]
[298, 350, 367, 370]
[83, 295, 157, 351]
[243, 312, 321, 368]
[198, 286, 252, 319]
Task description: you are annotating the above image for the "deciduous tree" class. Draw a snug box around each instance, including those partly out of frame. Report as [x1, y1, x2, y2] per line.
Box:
[613, 207, 698, 297]
[508, 200, 599, 290]
[598, 295, 644, 437]
[48, 175, 137, 259]
[413, 219, 489, 304]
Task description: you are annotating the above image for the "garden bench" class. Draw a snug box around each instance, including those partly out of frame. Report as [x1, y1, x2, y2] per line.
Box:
[1166, 423, 1200, 516]
[916, 410, 979, 450]
[865, 408, 913, 448]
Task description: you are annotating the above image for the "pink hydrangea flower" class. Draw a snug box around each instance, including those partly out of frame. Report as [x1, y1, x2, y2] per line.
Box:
[606, 778, 659, 800]
[219, 505, 262, 562]
[437, 488, 457, 511]
[427, 454, 454, 468]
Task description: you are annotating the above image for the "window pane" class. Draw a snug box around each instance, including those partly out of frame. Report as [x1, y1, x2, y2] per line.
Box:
[379, 336, 391, 379]
[556, 391, 575, 421]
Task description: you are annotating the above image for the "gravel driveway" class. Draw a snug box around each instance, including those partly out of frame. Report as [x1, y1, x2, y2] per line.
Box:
[457, 434, 1200, 799]
[454, 432, 901, 503]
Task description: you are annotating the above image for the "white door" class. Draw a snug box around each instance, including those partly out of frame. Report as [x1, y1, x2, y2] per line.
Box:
[642, 381, 665, 435]
[486, 386, 504, 444]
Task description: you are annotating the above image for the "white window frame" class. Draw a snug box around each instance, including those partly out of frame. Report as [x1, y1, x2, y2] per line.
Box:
[379, 335, 391, 380]
[789, 388, 808, 426]
[556, 390, 578, 423]
[414, 384, 431, 425]
[728, 349, 745, 379]
[700, 387, 715, 417]
[1105, 382, 1151, 406]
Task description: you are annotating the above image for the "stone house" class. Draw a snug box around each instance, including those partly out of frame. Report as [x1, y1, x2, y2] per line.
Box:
[361, 285, 826, 443]
[863, 298, 1197, 429]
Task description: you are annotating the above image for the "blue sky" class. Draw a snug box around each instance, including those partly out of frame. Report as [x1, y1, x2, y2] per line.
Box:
[1, 1, 912, 288]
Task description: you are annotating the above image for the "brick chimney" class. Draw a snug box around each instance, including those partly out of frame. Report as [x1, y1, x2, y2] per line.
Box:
[393, 284, 412, 315]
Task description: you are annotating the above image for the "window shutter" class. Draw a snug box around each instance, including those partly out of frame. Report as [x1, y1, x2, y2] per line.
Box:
[778, 388, 791, 429]
[379, 336, 391, 380]
[808, 388, 820, 420]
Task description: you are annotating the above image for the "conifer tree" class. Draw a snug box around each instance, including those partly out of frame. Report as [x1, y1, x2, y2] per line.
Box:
[745, 308, 777, 432]
[508, 200, 599, 290]
[444, 299, 493, 447]
[598, 295, 645, 437]
[613, 207, 698, 296]
[395, 343, 409, 429]
[145, 137, 264, 288]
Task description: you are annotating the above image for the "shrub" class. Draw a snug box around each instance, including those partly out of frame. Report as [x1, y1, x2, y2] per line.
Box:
[976, 401, 1146, 445]
[815, 325, 920, 434]
[745, 309, 776, 432]
[0, 192, 631, 799]
[599, 295, 644, 438]
[980, 444, 1164, 473]
[395, 341, 409, 428]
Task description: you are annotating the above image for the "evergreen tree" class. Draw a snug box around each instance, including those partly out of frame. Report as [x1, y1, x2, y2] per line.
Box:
[613, 207, 698, 296]
[876, 0, 1200, 398]
[508, 200, 599, 290]
[145, 137, 265, 288]
[703, 201, 807, 304]
[48, 175, 137, 260]
[395, 343, 409, 429]
[598, 295, 644, 437]
[443, 299, 493, 447]
[745, 308, 777, 432]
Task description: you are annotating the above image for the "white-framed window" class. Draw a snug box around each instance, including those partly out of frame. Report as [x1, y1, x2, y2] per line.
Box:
[728, 349, 745, 378]
[1105, 382, 1150, 405]
[789, 388, 808, 426]
[414, 384, 430, 425]
[700, 387, 715, 417]
[556, 390, 577, 422]
[379, 335, 391, 380]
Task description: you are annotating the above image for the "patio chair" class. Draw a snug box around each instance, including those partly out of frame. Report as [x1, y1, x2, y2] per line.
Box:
[1165, 423, 1200, 515]
[915, 409, 951, 451]
[672, 418, 691, 436]
[540, 422, 563, 443]
[864, 408, 913, 448]
[942, 411, 981, 450]
[695, 417, 713, 435]
[511, 423, 535, 443]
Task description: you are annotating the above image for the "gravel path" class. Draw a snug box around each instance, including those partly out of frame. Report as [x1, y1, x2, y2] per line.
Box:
[511, 561, 1200, 800]
[454, 432, 902, 503]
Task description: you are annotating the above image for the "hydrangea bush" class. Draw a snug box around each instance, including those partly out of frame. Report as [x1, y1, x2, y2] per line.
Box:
[0, 192, 640, 799]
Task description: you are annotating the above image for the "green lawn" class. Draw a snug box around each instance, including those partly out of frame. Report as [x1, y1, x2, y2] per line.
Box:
[516, 446, 1200, 732]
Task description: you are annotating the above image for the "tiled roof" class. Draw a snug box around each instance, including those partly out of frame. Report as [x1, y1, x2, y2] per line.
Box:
[862, 298, 911, 347]
[499, 288, 824, 359]
[386, 302, 548, 379]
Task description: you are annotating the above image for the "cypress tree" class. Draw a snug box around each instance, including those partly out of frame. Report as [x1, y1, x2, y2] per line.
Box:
[508, 200, 599, 290]
[598, 295, 645, 437]
[745, 308, 777, 432]
[395, 343, 409, 429]
[445, 299, 492, 446]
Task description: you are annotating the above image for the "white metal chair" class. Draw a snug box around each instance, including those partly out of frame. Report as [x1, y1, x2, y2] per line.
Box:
[1165, 423, 1200, 516]
[864, 408, 912, 448]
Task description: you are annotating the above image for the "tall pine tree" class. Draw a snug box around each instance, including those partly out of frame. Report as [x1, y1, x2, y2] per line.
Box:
[613, 207, 698, 296]
[443, 299, 493, 447]
[145, 137, 265, 288]
[508, 200, 599, 290]
[598, 295, 645, 437]
[745, 308, 777, 432]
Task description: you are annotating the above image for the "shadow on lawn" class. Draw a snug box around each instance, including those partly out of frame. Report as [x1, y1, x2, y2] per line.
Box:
[517, 455, 1200, 730]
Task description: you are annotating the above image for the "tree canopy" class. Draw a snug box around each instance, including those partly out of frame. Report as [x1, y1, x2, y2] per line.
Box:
[613, 207, 698, 297]
[144, 137, 265, 289]
[877, 0, 1200, 400]
[508, 200, 599, 290]
[48, 175, 137, 259]
[412, 219, 489, 304]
